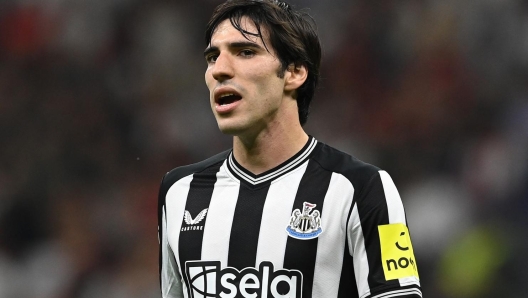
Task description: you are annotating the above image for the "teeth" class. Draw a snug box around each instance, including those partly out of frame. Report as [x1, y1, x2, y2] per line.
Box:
[220, 93, 235, 98]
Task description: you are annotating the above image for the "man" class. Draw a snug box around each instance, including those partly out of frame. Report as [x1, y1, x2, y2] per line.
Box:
[158, 1, 422, 297]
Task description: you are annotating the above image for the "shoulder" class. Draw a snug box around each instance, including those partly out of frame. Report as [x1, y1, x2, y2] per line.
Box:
[159, 150, 230, 199]
[311, 141, 381, 192]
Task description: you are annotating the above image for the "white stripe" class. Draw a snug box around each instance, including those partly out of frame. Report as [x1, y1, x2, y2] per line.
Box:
[312, 173, 355, 298]
[229, 138, 317, 185]
[201, 161, 240, 268]
[161, 208, 184, 298]
[165, 174, 194, 298]
[255, 161, 309, 268]
[378, 171, 406, 225]
[370, 287, 422, 298]
[349, 203, 371, 298]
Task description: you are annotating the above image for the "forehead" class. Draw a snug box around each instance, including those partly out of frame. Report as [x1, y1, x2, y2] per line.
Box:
[210, 17, 270, 47]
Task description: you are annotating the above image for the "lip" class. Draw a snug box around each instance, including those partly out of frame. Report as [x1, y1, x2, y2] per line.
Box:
[213, 87, 242, 114]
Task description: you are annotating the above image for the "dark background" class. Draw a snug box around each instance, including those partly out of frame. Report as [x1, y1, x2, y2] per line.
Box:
[1, 0, 527, 297]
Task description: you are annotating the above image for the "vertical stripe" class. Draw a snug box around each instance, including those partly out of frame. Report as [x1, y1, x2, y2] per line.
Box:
[165, 175, 194, 298]
[356, 173, 400, 293]
[378, 171, 406, 225]
[283, 160, 332, 297]
[255, 161, 309, 268]
[178, 166, 220, 263]
[337, 240, 359, 298]
[178, 163, 222, 296]
[161, 207, 185, 298]
[161, 208, 174, 297]
[338, 191, 361, 298]
[312, 173, 354, 298]
[348, 203, 371, 298]
[228, 182, 271, 269]
[201, 164, 241, 267]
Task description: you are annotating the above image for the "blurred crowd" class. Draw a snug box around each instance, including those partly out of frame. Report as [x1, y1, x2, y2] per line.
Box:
[0, 0, 527, 297]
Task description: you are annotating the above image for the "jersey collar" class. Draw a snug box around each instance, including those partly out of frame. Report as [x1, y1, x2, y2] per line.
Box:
[226, 136, 318, 186]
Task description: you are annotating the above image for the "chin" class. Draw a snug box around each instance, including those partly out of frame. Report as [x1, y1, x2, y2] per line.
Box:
[215, 116, 263, 137]
[216, 120, 246, 136]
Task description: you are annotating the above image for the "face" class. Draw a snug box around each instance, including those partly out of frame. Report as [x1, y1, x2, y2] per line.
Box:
[204, 18, 289, 137]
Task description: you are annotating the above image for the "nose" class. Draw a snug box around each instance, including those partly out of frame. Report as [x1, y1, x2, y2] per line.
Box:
[211, 53, 234, 82]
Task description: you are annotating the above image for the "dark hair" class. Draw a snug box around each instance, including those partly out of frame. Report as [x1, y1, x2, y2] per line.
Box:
[205, 0, 321, 125]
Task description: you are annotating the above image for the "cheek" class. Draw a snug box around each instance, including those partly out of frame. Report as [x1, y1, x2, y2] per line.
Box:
[253, 73, 284, 100]
[247, 64, 282, 89]
[204, 70, 214, 90]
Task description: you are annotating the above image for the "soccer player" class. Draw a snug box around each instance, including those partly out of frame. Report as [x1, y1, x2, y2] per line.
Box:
[158, 0, 422, 297]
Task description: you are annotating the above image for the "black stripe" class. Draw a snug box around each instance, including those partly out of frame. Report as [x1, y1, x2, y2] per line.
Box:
[178, 162, 222, 295]
[356, 173, 400, 291]
[338, 239, 359, 298]
[227, 182, 271, 269]
[283, 160, 332, 297]
[338, 202, 359, 298]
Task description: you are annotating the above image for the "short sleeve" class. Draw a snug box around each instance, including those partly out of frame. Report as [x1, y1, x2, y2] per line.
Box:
[347, 170, 422, 298]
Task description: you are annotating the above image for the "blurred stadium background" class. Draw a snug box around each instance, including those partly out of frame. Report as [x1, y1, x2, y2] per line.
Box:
[1, 0, 527, 297]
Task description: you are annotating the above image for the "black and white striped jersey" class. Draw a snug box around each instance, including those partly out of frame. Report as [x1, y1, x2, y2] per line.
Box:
[158, 137, 422, 298]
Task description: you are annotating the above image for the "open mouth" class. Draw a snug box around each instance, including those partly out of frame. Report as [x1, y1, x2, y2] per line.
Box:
[217, 93, 242, 106]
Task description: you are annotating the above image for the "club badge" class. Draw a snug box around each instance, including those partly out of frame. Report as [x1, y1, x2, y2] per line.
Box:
[286, 202, 323, 240]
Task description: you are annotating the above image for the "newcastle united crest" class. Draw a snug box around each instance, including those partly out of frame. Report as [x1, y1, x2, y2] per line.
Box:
[286, 202, 323, 240]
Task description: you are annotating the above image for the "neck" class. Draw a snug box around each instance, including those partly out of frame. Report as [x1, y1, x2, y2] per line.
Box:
[232, 123, 308, 175]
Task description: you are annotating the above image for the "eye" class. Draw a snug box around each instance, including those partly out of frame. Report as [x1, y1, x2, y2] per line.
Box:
[239, 49, 255, 57]
[206, 54, 218, 63]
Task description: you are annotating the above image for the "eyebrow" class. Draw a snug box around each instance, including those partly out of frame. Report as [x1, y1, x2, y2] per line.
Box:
[203, 41, 265, 58]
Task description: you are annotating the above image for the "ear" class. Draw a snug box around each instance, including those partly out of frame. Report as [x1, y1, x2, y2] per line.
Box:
[284, 63, 308, 93]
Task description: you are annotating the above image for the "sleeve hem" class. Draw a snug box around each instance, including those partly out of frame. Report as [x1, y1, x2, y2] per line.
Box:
[363, 284, 422, 298]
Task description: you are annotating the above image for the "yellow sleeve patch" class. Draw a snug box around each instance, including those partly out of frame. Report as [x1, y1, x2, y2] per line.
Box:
[378, 223, 419, 280]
